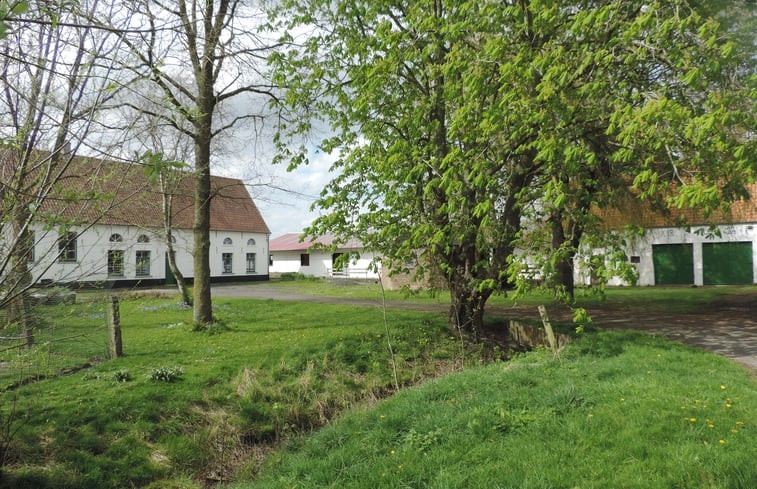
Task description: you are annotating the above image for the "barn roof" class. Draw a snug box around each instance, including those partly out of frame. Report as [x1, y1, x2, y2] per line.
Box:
[0, 151, 270, 234]
[598, 184, 757, 230]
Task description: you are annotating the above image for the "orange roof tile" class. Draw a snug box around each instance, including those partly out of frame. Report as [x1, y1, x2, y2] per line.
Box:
[598, 184, 757, 229]
[1, 151, 269, 234]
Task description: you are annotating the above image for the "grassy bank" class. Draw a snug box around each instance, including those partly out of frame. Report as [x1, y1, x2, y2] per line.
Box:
[233, 330, 757, 489]
[2, 297, 488, 489]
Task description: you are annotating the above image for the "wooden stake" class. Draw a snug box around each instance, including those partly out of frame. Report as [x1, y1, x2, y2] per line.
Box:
[108, 295, 123, 358]
[538, 305, 558, 354]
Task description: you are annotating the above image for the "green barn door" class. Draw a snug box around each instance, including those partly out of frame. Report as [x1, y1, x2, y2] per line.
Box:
[652, 244, 694, 285]
[702, 242, 753, 285]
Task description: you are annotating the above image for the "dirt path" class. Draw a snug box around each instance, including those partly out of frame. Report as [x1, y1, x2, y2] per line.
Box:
[211, 284, 757, 372]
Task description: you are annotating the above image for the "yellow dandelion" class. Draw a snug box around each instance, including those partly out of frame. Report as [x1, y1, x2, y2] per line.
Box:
[726, 403, 733, 409]
[709, 424, 715, 429]
[732, 429, 739, 434]
[721, 385, 727, 390]
[390, 450, 395, 455]
[719, 439, 726, 444]
[689, 418, 697, 423]
[588, 413, 594, 418]
[736, 421, 745, 426]
[380, 415, 385, 419]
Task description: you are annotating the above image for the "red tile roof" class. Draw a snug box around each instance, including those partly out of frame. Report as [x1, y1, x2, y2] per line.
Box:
[269, 233, 363, 252]
[599, 184, 757, 229]
[1, 151, 269, 233]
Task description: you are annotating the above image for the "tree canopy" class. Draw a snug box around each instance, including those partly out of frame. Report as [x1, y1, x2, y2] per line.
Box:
[273, 0, 756, 334]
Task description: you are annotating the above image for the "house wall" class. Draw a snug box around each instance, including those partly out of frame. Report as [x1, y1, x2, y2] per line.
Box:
[578, 223, 757, 287]
[270, 249, 379, 279]
[19, 223, 269, 286]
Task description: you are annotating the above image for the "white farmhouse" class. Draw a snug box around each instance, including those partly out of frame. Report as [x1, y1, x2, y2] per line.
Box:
[269, 233, 380, 279]
[2, 155, 270, 288]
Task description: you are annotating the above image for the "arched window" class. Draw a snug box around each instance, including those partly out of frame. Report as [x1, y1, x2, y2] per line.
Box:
[223, 237, 233, 245]
[247, 238, 256, 246]
[169, 235, 177, 244]
[109, 233, 123, 242]
[137, 234, 150, 243]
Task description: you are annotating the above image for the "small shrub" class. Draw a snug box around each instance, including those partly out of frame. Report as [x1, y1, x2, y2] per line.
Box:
[146, 366, 184, 382]
[82, 370, 100, 381]
[112, 369, 131, 383]
[403, 428, 443, 453]
[191, 319, 229, 335]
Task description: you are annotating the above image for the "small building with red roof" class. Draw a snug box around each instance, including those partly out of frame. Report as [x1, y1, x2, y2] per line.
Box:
[269, 233, 380, 279]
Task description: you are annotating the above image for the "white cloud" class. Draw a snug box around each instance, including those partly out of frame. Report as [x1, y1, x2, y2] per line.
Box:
[219, 139, 340, 239]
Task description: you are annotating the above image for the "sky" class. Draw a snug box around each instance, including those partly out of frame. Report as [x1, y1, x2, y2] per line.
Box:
[219, 141, 339, 240]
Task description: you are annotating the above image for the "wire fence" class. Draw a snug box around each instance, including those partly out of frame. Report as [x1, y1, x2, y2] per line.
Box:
[0, 292, 112, 391]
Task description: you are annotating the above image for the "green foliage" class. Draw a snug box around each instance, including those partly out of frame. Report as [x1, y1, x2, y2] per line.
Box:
[111, 369, 131, 383]
[140, 150, 188, 185]
[272, 0, 756, 332]
[0, 0, 28, 38]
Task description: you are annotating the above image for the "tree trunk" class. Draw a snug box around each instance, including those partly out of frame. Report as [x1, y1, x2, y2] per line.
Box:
[192, 135, 213, 325]
[448, 282, 490, 338]
[161, 177, 191, 306]
[551, 215, 575, 299]
[9, 212, 33, 348]
[167, 247, 191, 306]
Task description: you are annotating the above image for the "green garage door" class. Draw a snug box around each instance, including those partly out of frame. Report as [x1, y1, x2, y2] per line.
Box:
[653, 244, 694, 285]
[702, 242, 753, 285]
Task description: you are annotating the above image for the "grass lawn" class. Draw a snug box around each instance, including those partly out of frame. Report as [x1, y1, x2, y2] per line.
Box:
[1, 297, 483, 489]
[252, 277, 756, 313]
[234, 330, 757, 489]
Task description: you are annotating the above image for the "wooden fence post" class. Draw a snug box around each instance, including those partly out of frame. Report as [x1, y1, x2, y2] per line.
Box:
[537, 305, 558, 354]
[108, 295, 123, 358]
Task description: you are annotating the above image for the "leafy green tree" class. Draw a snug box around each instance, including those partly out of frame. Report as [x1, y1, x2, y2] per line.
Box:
[273, 0, 756, 335]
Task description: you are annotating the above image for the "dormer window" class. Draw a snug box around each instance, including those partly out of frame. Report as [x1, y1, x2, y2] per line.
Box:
[223, 237, 233, 245]
[109, 233, 123, 243]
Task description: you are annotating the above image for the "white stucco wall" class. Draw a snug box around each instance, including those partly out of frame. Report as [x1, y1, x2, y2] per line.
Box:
[11, 224, 269, 285]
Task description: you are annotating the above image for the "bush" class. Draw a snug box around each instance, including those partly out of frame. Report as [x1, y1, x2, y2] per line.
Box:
[146, 366, 184, 382]
[112, 369, 131, 383]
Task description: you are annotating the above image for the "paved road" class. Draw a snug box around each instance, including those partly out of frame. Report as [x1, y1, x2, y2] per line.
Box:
[210, 283, 757, 373]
